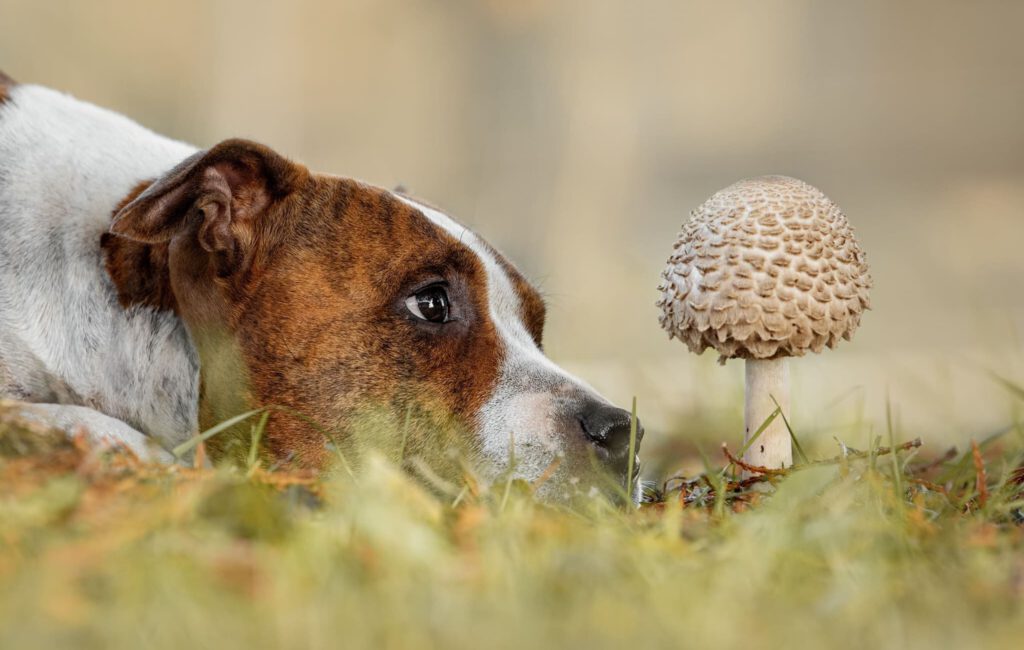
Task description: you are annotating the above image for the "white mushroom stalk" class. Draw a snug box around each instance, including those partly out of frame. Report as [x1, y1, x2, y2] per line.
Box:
[657, 176, 871, 472]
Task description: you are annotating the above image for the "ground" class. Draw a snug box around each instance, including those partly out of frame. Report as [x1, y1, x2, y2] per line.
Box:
[1, 397, 1023, 650]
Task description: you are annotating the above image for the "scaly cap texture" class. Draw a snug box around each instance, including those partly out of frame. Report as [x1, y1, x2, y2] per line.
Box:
[657, 176, 872, 362]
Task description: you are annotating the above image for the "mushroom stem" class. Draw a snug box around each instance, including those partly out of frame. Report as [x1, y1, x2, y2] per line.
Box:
[743, 358, 792, 472]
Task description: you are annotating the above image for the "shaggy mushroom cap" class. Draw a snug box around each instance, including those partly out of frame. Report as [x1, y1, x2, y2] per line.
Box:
[657, 176, 872, 362]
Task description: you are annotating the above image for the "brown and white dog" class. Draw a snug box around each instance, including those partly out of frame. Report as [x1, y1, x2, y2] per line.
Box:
[0, 72, 643, 502]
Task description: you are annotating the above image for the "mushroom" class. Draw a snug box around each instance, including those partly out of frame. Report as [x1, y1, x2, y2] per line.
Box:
[657, 176, 871, 471]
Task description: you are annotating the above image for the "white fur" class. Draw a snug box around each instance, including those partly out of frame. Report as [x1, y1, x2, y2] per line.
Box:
[0, 84, 200, 453]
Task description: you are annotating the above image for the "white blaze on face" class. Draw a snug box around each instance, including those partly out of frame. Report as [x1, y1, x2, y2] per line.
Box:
[393, 195, 609, 488]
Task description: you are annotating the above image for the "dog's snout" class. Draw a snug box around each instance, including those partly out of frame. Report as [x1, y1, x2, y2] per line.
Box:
[578, 403, 644, 459]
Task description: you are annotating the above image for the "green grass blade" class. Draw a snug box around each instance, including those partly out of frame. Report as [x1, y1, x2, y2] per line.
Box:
[697, 443, 726, 518]
[625, 396, 638, 501]
[770, 394, 807, 464]
[246, 410, 270, 472]
[886, 395, 903, 501]
[172, 408, 266, 459]
[736, 407, 781, 460]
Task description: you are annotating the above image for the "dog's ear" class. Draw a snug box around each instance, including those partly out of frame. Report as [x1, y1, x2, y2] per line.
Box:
[110, 139, 306, 262]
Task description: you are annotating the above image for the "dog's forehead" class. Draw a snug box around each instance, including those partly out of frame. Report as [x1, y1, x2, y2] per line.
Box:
[390, 193, 587, 399]
[392, 194, 537, 343]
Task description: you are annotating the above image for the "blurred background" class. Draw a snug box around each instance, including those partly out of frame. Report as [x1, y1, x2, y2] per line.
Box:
[3, 0, 1023, 472]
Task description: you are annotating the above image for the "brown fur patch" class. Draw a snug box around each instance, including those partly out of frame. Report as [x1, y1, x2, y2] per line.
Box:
[101, 180, 179, 313]
[226, 178, 504, 467]
[0, 70, 16, 104]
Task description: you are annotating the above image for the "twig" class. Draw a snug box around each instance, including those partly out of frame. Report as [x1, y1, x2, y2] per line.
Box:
[661, 472, 691, 495]
[971, 440, 989, 509]
[722, 443, 788, 476]
[654, 436, 926, 508]
[732, 474, 775, 490]
[801, 438, 922, 469]
[724, 438, 922, 475]
[907, 476, 948, 495]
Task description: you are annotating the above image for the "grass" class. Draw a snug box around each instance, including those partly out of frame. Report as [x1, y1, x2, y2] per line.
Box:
[1, 399, 1024, 649]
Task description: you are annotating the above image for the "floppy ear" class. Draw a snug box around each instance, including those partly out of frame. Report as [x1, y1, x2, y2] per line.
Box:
[110, 139, 305, 264]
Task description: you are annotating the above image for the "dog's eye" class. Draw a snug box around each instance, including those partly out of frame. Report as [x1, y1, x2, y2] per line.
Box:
[405, 286, 450, 323]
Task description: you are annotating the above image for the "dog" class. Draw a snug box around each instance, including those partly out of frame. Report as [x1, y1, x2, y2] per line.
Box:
[0, 71, 643, 502]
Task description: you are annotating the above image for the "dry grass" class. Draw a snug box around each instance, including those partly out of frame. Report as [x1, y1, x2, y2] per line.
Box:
[2, 399, 1024, 650]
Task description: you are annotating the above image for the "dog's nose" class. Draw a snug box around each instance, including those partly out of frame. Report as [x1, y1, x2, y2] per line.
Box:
[578, 402, 644, 462]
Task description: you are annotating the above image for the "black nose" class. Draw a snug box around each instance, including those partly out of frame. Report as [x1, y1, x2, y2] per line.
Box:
[578, 403, 644, 461]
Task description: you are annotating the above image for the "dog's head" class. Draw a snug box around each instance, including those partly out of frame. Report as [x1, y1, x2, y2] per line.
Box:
[107, 139, 643, 502]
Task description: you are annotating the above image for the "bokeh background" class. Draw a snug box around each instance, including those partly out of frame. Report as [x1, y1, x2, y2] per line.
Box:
[3, 0, 1023, 472]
